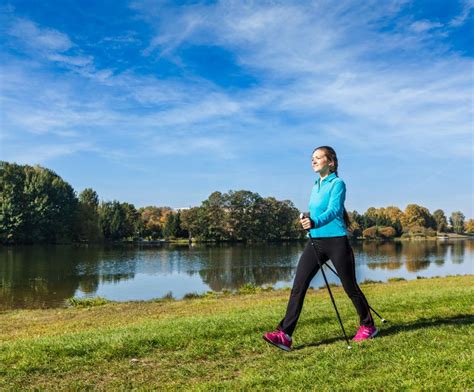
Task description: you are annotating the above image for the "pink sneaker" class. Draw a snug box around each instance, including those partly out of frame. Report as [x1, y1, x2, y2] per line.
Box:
[263, 330, 292, 351]
[353, 325, 379, 342]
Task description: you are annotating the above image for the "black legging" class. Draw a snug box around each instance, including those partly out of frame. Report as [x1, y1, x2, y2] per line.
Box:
[278, 235, 374, 336]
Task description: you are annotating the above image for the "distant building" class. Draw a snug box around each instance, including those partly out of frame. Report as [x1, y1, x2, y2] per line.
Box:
[173, 207, 192, 212]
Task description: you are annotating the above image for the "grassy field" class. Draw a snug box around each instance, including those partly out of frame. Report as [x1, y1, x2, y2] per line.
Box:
[0, 276, 472, 391]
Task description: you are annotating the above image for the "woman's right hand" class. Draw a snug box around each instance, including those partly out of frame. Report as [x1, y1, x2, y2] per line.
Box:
[300, 216, 313, 230]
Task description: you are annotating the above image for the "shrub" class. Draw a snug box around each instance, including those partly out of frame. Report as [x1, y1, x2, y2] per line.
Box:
[66, 297, 109, 308]
[161, 291, 175, 300]
[388, 277, 406, 282]
[379, 226, 396, 239]
[360, 279, 383, 285]
[183, 292, 203, 300]
[362, 226, 378, 239]
[238, 283, 258, 294]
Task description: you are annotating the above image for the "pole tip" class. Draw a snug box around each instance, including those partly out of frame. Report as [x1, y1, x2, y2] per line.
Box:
[347, 345, 352, 350]
[381, 319, 387, 323]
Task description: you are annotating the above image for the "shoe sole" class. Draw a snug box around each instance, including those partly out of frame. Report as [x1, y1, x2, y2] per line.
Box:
[353, 327, 379, 342]
[262, 335, 291, 352]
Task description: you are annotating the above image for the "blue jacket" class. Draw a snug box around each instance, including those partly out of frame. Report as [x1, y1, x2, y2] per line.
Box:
[308, 172, 348, 238]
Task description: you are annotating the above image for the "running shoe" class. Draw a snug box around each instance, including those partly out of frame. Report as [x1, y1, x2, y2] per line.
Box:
[262, 330, 292, 351]
[352, 325, 379, 342]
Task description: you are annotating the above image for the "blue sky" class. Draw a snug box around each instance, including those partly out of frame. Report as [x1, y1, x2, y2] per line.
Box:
[0, 0, 473, 217]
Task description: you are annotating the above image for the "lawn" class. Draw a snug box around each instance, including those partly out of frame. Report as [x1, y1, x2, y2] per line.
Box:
[0, 275, 472, 391]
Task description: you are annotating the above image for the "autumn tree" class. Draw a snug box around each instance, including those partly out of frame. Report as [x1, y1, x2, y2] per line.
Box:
[400, 204, 436, 233]
[432, 209, 448, 233]
[450, 211, 465, 234]
[464, 219, 474, 234]
[138, 206, 165, 239]
[348, 211, 363, 237]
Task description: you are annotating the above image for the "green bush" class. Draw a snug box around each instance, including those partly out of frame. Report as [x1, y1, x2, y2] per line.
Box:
[360, 279, 383, 285]
[183, 292, 203, 300]
[237, 283, 259, 294]
[66, 297, 109, 308]
[388, 277, 406, 282]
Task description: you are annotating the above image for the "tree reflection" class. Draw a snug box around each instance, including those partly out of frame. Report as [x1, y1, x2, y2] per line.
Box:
[0, 239, 471, 309]
[361, 240, 468, 272]
[194, 242, 303, 291]
[0, 246, 80, 309]
[0, 245, 137, 309]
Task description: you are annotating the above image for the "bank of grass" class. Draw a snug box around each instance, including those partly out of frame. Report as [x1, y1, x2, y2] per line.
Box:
[0, 276, 472, 391]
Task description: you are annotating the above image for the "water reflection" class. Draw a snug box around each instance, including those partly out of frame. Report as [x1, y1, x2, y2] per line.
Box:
[0, 239, 472, 309]
[194, 243, 298, 291]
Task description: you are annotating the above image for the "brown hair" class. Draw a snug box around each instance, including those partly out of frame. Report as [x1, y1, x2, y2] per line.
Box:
[313, 146, 351, 228]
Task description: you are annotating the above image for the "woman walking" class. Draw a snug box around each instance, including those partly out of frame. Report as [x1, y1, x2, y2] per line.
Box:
[263, 146, 378, 351]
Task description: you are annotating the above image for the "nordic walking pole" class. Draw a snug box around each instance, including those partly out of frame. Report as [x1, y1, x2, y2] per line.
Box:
[322, 261, 387, 323]
[300, 214, 352, 349]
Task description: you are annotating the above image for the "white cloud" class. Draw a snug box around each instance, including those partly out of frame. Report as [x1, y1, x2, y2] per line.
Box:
[2, 141, 92, 164]
[409, 20, 443, 33]
[1, 0, 472, 169]
[450, 0, 474, 26]
[9, 18, 72, 52]
[128, 0, 472, 158]
[6, 17, 98, 72]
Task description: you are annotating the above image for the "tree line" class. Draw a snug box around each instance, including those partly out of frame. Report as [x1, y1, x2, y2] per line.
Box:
[1, 162, 472, 244]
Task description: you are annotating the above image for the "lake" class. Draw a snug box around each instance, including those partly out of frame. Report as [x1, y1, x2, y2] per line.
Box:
[1, 239, 472, 309]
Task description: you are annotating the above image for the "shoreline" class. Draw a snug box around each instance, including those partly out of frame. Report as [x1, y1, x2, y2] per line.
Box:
[3, 234, 472, 247]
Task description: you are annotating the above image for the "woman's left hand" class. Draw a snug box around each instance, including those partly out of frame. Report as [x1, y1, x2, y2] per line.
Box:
[300, 217, 313, 230]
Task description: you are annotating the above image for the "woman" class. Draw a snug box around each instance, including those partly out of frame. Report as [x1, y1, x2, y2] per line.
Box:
[263, 146, 378, 351]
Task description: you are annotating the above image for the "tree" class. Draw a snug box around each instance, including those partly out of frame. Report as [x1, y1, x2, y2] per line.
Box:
[259, 197, 300, 240]
[450, 211, 465, 234]
[77, 188, 101, 242]
[163, 212, 180, 239]
[464, 219, 474, 234]
[385, 206, 404, 235]
[0, 162, 78, 244]
[121, 202, 139, 239]
[201, 191, 229, 241]
[0, 162, 27, 243]
[138, 206, 164, 239]
[98, 201, 137, 240]
[348, 211, 363, 237]
[432, 209, 448, 233]
[181, 207, 206, 240]
[226, 190, 264, 241]
[400, 204, 435, 233]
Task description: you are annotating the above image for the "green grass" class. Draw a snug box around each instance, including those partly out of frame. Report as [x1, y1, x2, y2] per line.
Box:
[0, 276, 472, 391]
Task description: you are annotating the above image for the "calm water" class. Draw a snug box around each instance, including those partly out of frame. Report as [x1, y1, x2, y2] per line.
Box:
[1, 239, 473, 309]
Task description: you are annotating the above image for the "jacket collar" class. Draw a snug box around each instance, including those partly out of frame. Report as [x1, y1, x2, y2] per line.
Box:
[316, 172, 337, 185]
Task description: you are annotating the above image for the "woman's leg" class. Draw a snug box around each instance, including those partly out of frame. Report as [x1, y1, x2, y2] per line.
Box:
[277, 240, 328, 336]
[324, 236, 374, 327]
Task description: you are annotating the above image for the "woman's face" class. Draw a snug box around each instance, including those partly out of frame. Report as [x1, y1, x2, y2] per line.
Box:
[311, 149, 332, 174]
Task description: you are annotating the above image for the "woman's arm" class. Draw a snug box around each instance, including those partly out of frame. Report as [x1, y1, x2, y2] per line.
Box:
[312, 180, 346, 228]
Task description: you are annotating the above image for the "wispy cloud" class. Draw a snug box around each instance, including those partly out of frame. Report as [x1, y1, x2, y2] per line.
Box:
[9, 18, 72, 51]
[450, 0, 474, 26]
[0, 1, 472, 214]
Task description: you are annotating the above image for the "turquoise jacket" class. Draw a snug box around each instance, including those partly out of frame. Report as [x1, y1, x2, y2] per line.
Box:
[308, 172, 348, 238]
